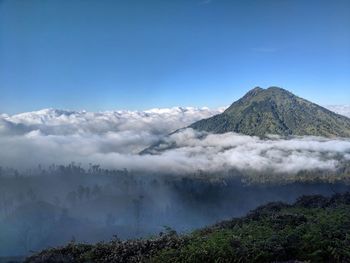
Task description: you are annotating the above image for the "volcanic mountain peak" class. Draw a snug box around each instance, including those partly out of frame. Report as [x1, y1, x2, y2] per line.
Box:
[189, 86, 350, 137]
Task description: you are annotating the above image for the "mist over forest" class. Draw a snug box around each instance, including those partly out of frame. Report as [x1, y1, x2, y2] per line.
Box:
[1, 163, 350, 258]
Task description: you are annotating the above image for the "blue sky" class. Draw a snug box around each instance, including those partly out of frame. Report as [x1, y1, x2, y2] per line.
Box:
[0, 0, 349, 114]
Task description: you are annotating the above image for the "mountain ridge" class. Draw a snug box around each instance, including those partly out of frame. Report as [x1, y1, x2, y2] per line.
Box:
[140, 87, 350, 155]
[189, 86, 350, 138]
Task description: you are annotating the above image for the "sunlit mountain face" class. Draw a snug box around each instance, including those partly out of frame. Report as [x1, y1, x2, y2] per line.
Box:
[188, 87, 350, 137]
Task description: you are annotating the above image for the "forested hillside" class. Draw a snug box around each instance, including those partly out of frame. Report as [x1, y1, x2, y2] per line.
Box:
[25, 192, 350, 263]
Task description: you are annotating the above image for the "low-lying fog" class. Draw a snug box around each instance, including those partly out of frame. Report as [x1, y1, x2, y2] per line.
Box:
[0, 106, 350, 257]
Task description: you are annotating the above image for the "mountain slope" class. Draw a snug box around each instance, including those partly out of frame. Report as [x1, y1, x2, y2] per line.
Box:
[189, 87, 350, 137]
[24, 192, 350, 263]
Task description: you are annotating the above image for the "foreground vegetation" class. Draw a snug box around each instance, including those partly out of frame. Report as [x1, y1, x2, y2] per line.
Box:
[25, 192, 350, 263]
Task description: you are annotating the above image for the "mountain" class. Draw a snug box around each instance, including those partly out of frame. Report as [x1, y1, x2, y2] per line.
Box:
[189, 86, 350, 137]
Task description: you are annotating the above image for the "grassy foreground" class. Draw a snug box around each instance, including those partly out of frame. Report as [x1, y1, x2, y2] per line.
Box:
[25, 192, 350, 263]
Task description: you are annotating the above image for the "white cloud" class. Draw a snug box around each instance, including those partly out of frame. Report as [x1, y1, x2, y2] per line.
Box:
[0, 107, 349, 181]
[0, 107, 224, 152]
[2, 107, 224, 134]
[324, 105, 350, 118]
[153, 129, 350, 174]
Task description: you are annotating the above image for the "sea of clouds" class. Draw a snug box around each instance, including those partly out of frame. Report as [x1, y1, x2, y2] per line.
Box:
[0, 106, 349, 176]
[325, 105, 350, 118]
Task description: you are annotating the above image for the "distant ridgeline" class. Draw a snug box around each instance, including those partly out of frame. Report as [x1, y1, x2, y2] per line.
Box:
[142, 87, 350, 155]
